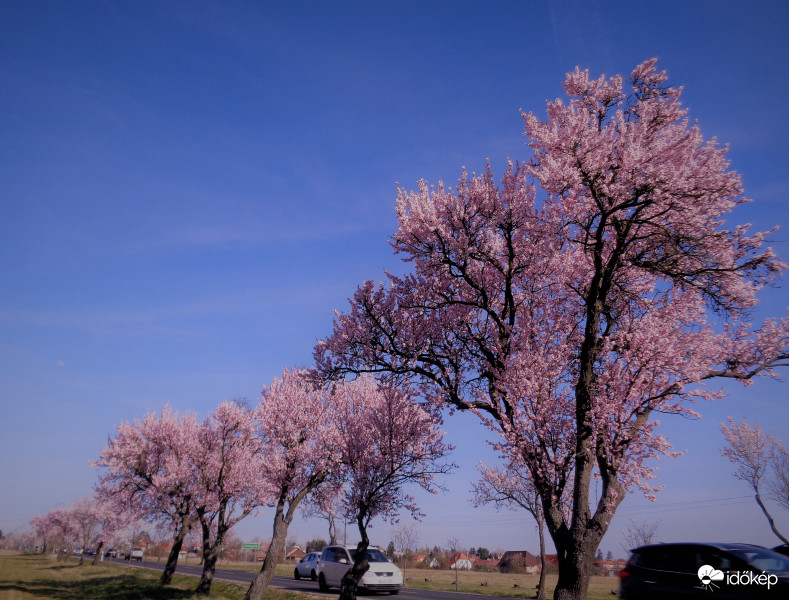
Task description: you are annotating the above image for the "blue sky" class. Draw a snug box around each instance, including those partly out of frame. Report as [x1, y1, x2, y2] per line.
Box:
[1, 1, 787, 558]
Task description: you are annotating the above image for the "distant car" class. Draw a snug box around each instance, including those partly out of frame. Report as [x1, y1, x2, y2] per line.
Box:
[125, 547, 144, 561]
[294, 551, 320, 580]
[619, 542, 789, 599]
[318, 545, 402, 594]
[104, 548, 118, 558]
[85, 548, 96, 556]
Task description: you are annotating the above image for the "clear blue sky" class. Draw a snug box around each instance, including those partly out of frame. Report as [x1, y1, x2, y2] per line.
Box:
[1, 1, 787, 558]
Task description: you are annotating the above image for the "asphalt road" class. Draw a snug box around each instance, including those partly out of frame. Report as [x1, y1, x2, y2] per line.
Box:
[103, 557, 515, 600]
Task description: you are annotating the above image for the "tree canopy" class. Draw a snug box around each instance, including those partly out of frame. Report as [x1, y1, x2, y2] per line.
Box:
[316, 59, 789, 600]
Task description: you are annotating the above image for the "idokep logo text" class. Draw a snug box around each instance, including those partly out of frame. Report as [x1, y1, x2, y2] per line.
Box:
[697, 564, 778, 592]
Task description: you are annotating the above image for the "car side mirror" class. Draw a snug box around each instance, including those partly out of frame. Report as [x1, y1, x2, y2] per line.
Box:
[339, 558, 349, 564]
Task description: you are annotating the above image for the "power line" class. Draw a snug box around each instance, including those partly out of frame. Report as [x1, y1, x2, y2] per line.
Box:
[616, 495, 753, 516]
[415, 495, 757, 527]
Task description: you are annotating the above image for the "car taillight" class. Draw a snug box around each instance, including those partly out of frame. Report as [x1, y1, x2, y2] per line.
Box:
[618, 569, 631, 580]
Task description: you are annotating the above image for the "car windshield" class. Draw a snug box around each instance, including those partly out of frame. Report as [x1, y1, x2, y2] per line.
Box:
[349, 548, 389, 563]
[729, 547, 789, 574]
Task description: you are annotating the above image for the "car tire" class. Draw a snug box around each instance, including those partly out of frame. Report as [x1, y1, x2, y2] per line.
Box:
[390, 589, 400, 595]
[319, 573, 329, 593]
[294, 569, 301, 580]
[311, 570, 317, 581]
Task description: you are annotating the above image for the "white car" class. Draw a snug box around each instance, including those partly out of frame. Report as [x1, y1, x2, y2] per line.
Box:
[294, 551, 320, 580]
[318, 545, 402, 594]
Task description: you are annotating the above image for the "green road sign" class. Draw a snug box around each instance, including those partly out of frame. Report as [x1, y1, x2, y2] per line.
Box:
[242, 543, 260, 550]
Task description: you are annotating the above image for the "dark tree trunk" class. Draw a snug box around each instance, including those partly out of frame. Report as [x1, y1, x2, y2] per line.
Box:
[196, 542, 219, 595]
[196, 513, 232, 596]
[245, 476, 322, 600]
[536, 517, 547, 600]
[196, 497, 257, 596]
[552, 540, 597, 600]
[161, 536, 185, 585]
[161, 514, 194, 585]
[244, 497, 298, 600]
[339, 514, 371, 600]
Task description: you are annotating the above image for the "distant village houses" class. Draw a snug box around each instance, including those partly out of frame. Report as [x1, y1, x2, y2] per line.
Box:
[449, 553, 474, 570]
[497, 550, 541, 574]
[594, 558, 627, 576]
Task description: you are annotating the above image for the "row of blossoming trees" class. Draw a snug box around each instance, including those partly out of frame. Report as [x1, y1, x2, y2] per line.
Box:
[26, 59, 789, 600]
[313, 59, 789, 600]
[28, 369, 452, 599]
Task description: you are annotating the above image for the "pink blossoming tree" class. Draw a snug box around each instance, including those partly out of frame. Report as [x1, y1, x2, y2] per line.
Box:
[64, 497, 116, 566]
[331, 377, 453, 600]
[244, 368, 346, 600]
[193, 400, 266, 595]
[315, 59, 789, 600]
[472, 458, 548, 599]
[30, 513, 59, 555]
[720, 417, 789, 544]
[94, 406, 202, 584]
[33, 508, 75, 560]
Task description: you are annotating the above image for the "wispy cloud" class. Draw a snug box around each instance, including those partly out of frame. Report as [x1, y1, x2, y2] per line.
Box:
[0, 280, 354, 340]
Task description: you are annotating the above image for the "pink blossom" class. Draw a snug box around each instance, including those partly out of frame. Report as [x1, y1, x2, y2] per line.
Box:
[316, 59, 789, 600]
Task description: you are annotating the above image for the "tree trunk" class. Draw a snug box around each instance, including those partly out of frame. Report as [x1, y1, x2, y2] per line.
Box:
[196, 516, 230, 596]
[161, 516, 193, 585]
[92, 541, 104, 566]
[536, 517, 547, 600]
[541, 447, 624, 600]
[754, 490, 789, 545]
[244, 503, 293, 600]
[161, 538, 185, 585]
[552, 541, 595, 600]
[195, 517, 220, 596]
[196, 544, 219, 595]
[328, 513, 337, 545]
[339, 514, 371, 600]
[545, 279, 614, 600]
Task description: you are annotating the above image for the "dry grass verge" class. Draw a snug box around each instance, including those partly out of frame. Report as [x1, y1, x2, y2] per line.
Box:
[0, 553, 305, 600]
[402, 568, 620, 600]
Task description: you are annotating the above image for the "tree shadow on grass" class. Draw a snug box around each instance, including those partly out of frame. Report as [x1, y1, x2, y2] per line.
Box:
[0, 574, 195, 599]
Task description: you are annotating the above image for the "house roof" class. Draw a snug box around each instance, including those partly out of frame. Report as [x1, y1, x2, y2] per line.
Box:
[594, 559, 627, 568]
[498, 550, 540, 567]
[474, 558, 500, 567]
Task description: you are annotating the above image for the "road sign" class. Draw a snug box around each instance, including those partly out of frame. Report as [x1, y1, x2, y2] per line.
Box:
[242, 543, 260, 549]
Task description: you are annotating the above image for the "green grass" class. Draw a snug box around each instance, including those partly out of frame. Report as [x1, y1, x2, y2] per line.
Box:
[0, 553, 305, 600]
[141, 555, 292, 577]
[402, 568, 620, 600]
[0, 553, 621, 600]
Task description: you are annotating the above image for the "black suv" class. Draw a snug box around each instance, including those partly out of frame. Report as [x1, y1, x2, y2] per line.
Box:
[619, 542, 789, 598]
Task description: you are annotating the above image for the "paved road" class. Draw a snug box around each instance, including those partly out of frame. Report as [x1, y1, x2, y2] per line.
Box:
[103, 557, 518, 600]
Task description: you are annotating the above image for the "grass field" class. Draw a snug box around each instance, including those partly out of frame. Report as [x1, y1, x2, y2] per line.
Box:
[400, 568, 620, 600]
[0, 553, 622, 600]
[0, 552, 301, 600]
